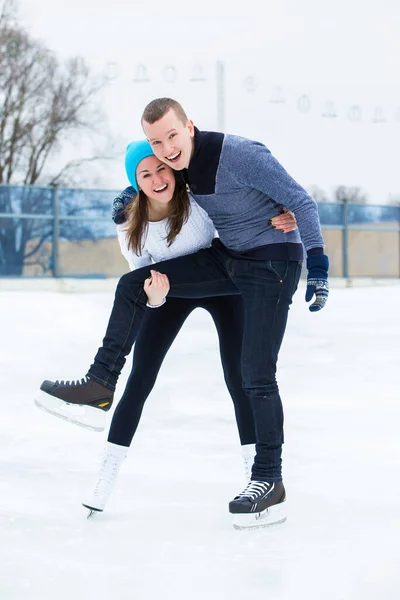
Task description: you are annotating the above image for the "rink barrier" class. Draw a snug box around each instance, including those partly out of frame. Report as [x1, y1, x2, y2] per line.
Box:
[0, 184, 399, 279]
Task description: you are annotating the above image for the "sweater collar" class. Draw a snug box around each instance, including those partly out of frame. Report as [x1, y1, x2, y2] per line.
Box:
[179, 127, 224, 194]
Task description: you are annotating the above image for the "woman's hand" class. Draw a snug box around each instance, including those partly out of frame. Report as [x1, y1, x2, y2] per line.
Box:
[143, 270, 170, 306]
[270, 208, 297, 233]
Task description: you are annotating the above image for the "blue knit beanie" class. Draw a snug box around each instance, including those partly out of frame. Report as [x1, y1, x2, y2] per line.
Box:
[125, 140, 154, 192]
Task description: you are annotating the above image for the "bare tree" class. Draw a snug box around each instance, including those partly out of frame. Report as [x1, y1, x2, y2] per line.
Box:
[333, 186, 368, 205]
[308, 185, 369, 205]
[308, 184, 330, 203]
[0, 0, 117, 275]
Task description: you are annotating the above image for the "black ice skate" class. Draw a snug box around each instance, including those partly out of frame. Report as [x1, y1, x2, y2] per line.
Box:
[34, 376, 113, 432]
[229, 480, 287, 530]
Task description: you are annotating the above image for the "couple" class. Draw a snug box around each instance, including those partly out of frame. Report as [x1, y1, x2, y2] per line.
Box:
[35, 97, 329, 529]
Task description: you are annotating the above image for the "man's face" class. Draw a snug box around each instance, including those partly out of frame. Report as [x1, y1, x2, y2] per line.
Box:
[142, 109, 195, 170]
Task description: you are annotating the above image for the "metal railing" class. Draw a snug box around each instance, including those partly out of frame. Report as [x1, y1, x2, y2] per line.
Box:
[0, 184, 399, 278]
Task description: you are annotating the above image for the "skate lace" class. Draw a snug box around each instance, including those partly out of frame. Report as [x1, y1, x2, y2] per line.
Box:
[242, 454, 254, 482]
[236, 481, 272, 501]
[55, 376, 89, 387]
[93, 453, 120, 498]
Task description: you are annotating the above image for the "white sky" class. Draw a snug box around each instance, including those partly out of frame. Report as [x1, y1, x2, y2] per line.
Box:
[18, 0, 400, 202]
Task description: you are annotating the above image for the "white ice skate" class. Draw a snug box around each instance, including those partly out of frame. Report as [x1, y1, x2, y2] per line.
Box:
[82, 442, 128, 517]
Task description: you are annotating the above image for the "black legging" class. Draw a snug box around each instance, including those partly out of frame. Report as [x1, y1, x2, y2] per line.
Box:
[108, 295, 256, 447]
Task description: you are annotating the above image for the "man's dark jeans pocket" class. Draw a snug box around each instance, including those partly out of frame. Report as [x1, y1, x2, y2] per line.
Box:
[267, 260, 288, 282]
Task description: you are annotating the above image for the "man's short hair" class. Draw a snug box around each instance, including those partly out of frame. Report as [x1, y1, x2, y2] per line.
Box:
[141, 98, 188, 126]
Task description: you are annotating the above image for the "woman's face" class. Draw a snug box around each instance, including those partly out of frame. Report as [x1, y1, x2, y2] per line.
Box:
[136, 155, 176, 203]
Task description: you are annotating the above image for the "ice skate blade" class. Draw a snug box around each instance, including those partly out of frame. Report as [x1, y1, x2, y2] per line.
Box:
[232, 502, 287, 530]
[82, 504, 103, 519]
[34, 391, 106, 432]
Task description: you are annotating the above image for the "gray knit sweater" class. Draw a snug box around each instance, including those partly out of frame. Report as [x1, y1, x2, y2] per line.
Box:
[181, 128, 324, 259]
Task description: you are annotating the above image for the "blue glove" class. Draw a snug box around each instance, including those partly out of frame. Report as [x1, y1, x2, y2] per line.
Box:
[111, 186, 135, 224]
[305, 254, 329, 312]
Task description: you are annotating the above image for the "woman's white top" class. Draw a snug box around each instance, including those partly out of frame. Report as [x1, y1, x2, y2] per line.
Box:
[116, 195, 217, 271]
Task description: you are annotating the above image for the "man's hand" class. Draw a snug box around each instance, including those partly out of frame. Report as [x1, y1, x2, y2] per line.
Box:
[270, 208, 297, 233]
[144, 270, 170, 307]
[305, 255, 329, 312]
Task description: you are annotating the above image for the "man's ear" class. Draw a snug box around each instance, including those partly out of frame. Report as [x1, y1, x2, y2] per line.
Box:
[187, 119, 195, 137]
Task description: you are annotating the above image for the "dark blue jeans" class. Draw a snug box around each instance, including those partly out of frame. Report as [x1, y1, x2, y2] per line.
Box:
[108, 296, 256, 447]
[88, 239, 302, 481]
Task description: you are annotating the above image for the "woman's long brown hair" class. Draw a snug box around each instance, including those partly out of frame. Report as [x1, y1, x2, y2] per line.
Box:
[123, 174, 190, 255]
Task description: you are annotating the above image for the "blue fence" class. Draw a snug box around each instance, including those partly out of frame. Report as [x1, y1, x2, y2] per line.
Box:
[0, 184, 399, 278]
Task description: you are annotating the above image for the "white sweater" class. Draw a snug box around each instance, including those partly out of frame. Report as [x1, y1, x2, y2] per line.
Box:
[117, 196, 217, 271]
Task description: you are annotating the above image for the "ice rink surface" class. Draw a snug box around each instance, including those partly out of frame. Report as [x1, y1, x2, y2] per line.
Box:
[1, 283, 399, 600]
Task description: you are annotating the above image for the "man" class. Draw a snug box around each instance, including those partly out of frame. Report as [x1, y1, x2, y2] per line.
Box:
[38, 98, 329, 528]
